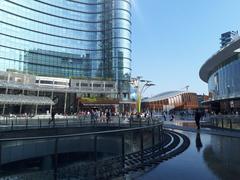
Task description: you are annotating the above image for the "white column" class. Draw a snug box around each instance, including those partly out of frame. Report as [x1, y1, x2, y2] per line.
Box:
[35, 90, 39, 115]
[64, 91, 67, 114]
[19, 89, 24, 114]
[50, 91, 54, 114]
[2, 73, 10, 115]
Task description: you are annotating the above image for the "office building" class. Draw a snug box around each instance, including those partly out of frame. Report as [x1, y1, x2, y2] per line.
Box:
[200, 33, 240, 113]
[0, 0, 131, 114]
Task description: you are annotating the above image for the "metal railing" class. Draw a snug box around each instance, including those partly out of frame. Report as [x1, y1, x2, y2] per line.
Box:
[0, 115, 161, 132]
[204, 115, 240, 130]
[0, 122, 164, 179]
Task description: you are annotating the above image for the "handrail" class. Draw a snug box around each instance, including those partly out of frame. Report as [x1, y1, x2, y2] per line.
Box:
[0, 122, 163, 142]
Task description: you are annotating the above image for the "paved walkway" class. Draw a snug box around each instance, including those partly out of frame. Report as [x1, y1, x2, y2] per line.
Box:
[164, 120, 240, 138]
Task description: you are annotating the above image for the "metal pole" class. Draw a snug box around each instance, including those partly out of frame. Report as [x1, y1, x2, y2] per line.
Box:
[19, 104, 22, 115]
[11, 120, 13, 130]
[2, 80, 9, 115]
[64, 92, 67, 115]
[152, 127, 155, 156]
[2, 104, 5, 116]
[121, 134, 125, 171]
[54, 138, 58, 180]
[140, 130, 144, 169]
[26, 117, 28, 129]
[35, 90, 39, 115]
[94, 135, 97, 162]
[118, 115, 121, 128]
[50, 91, 54, 115]
[230, 118, 233, 129]
[129, 116, 132, 128]
[158, 125, 161, 150]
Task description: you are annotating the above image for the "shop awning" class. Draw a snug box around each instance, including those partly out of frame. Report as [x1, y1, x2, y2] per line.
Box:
[0, 94, 54, 105]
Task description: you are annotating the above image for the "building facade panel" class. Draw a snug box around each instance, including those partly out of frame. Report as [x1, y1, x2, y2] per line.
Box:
[200, 33, 240, 113]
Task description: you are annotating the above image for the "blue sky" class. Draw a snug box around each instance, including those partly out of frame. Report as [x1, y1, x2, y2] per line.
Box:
[131, 0, 240, 97]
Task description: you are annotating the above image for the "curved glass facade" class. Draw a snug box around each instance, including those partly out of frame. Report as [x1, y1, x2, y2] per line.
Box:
[208, 54, 240, 100]
[0, 0, 131, 93]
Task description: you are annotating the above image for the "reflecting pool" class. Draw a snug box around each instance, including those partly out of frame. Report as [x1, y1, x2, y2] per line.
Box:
[138, 131, 240, 180]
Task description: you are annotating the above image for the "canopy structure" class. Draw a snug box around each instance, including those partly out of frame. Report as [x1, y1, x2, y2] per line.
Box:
[142, 91, 184, 103]
[0, 94, 54, 105]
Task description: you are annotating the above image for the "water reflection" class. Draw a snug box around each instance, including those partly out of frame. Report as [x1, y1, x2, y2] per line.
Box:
[138, 131, 240, 180]
[203, 135, 240, 180]
[195, 132, 203, 152]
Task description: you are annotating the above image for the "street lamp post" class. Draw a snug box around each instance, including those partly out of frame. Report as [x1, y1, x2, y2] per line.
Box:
[130, 76, 155, 113]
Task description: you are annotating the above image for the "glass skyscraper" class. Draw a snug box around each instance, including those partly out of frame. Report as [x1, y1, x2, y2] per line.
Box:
[0, 0, 131, 96]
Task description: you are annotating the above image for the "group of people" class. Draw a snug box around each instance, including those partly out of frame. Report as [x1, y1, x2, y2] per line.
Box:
[162, 112, 175, 121]
[90, 109, 112, 123]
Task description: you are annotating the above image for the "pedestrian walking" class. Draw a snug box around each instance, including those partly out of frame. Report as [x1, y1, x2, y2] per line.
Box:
[106, 110, 111, 123]
[195, 109, 202, 130]
[49, 110, 56, 125]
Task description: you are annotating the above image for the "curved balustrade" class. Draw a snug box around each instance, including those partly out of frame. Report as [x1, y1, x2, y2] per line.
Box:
[0, 120, 190, 179]
[0, 115, 161, 132]
[204, 115, 240, 130]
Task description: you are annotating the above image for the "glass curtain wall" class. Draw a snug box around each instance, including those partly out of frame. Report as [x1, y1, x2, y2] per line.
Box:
[0, 0, 131, 96]
[208, 54, 240, 100]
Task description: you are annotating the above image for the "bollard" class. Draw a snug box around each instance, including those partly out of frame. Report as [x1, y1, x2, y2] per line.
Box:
[221, 118, 224, 128]
[40, 119, 42, 128]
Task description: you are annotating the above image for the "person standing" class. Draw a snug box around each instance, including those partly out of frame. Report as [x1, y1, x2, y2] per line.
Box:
[106, 110, 111, 124]
[195, 109, 202, 130]
[163, 112, 167, 121]
[49, 109, 56, 125]
[90, 109, 95, 124]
